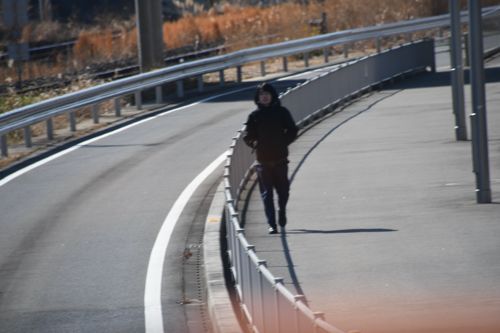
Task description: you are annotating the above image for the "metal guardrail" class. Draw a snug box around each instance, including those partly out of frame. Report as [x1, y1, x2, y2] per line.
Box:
[223, 40, 435, 333]
[1, 5, 499, 157]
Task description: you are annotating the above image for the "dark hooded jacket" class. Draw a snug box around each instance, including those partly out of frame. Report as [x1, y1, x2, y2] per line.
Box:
[243, 83, 298, 164]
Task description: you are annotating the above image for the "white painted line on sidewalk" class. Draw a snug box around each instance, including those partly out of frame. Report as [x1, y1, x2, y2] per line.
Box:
[144, 150, 227, 333]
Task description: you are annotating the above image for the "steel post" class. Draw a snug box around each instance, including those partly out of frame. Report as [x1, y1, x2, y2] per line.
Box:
[46, 118, 54, 140]
[197, 76, 204, 93]
[69, 112, 76, 132]
[114, 98, 121, 117]
[274, 278, 283, 333]
[343, 44, 349, 58]
[449, 0, 467, 141]
[176, 81, 184, 98]
[23, 126, 32, 147]
[135, 91, 142, 110]
[155, 86, 163, 104]
[91, 104, 99, 124]
[468, 0, 491, 203]
[236, 66, 242, 83]
[1, 135, 8, 157]
[135, 0, 164, 72]
[219, 70, 225, 86]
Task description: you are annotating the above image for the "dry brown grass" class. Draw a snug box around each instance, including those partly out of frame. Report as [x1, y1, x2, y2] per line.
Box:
[73, 27, 138, 66]
[5, 0, 500, 79]
[70, 0, 461, 66]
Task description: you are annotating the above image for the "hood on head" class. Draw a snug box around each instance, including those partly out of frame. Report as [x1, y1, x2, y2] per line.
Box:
[254, 82, 281, 107]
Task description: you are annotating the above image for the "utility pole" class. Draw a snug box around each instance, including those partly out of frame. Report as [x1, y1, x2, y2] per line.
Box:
[468, 0, 491, 203]
[135, 0, 165, 72]
[2, 0, 29, 89]
[39, 0, 44, 20]
[449, 0, 467, 141]
[38, 0, 52, 21]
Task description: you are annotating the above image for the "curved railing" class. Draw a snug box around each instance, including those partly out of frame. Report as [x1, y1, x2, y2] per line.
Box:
[223, 40, 434, 333]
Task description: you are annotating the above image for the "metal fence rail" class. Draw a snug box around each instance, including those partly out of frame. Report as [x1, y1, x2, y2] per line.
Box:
[224, 40, 435, 333]
[1, 6, 499, 157]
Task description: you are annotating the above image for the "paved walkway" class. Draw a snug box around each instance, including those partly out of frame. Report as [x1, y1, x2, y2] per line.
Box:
[243, 58, 500, 333]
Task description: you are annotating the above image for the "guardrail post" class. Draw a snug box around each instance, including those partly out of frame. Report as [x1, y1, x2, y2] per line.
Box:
[376, 37, 382, 53]
[114, 98, 121, 117]
[343, 44, 349, 58]
[257, 260, 266, 332]
[236, 228, 245, 285]
[313, 312, 325, 333]
[237, 66, 243, 83]
[1, 135, 8, 157]
[69, 112, 76, 132]
[135, 91, 143, 110]
[405, 32, 412, 42]
[155, 86, 163, 104]
[24, 126, 32, 148]
[260, 61, 266, 77]
[91, 104, 100, 124]
[46, 118, 54, 140]
[304, 52, 309, 67]
[274, 278, 284, 333]
[176, 81, 184, 98]
[219, 70, 225, 86]
[246, 245, 256, 319]
[282, 57, 288, 72]
[197, 76, 204, 92]
[293, 295, 306, 333]
[323, 47, 329, 63]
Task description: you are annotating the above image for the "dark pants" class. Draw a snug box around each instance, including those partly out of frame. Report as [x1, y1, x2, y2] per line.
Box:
[255, 161, 290, 228]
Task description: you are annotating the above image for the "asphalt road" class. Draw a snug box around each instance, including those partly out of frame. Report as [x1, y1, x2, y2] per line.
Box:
[0, 66, 335, 332]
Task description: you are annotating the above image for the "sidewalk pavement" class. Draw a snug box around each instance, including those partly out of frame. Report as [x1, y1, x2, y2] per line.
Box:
[242, 59, 500, 333]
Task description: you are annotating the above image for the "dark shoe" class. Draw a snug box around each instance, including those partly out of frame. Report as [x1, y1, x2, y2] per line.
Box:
[278, 211, 287, 227]
[268, 227, 278, 234]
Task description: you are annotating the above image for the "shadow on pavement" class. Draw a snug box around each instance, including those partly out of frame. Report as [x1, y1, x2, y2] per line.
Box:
[277, 227, 396, 301]
[280, 231, 307, 300]
[389, 66, 500, 90]
[290, 89, 401, 184]
[285, 228, 398, 234]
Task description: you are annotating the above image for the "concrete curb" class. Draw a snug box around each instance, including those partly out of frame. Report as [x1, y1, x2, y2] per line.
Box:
[203, 181, 242, 333]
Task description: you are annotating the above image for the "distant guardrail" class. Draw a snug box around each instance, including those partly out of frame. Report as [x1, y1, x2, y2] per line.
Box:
[1, 6, 499, 157]
[224, 40, 434, 333]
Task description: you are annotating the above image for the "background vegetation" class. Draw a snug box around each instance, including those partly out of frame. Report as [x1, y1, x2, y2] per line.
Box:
[2, 0, 500, 115]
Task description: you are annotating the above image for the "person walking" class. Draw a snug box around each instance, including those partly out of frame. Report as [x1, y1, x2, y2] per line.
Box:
[244, 83, 298, 234]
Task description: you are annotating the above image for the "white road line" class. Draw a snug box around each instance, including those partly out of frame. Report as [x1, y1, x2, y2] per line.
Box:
[144, 151, 227, 333]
